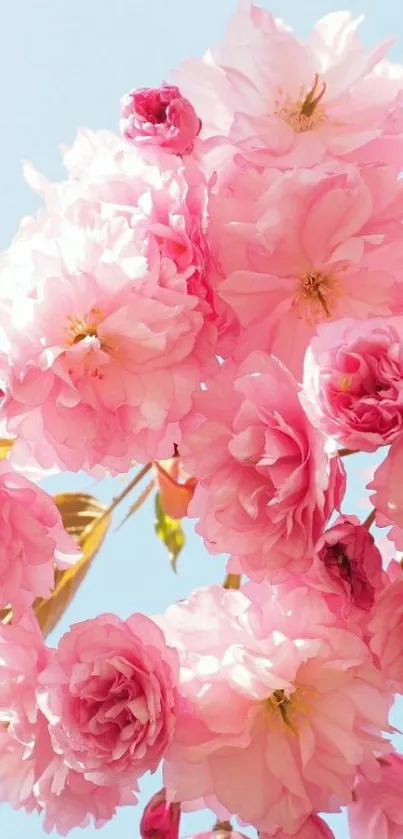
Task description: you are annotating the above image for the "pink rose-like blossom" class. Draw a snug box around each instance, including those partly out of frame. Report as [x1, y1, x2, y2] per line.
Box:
[212, 163, 403, 376]
[140, 789, 180, 839]
[348, 754, 403, 839]
[183, 352, 345, 582]
[368, 439, 403, 549]
[0, 614, 48, 742]
[38, 613, 181, 786]
[368, 579, 403, 690]
[120, 84, 201, 155]
[159, 584, 391, 836]
[316, 515, 384, 617]
[303, 317, 403, 452]
[264, 814, 336, 839]
[0, 469, 78, 615]
[174, 2, 403, 168]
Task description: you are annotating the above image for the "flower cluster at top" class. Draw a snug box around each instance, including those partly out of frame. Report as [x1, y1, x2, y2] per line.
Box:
[2, 2, 403, 837]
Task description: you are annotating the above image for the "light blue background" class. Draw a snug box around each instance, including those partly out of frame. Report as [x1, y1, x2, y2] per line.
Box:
[1, 1, 403, 837]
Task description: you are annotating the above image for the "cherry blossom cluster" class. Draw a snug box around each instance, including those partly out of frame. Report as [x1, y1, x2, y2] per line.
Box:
[1, 1, 403, 837]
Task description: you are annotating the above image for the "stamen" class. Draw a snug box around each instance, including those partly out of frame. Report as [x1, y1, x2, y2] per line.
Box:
[274, 75, 327, 134]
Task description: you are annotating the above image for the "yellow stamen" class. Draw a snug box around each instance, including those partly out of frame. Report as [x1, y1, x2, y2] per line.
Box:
[274, 75, 327, 134]
[293, 271, 340, 325]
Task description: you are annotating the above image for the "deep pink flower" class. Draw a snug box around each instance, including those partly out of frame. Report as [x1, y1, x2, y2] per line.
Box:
[0, 469, 78, 615]
[174, 3, 403, 168]
[186, 828, 247, 839]
[368, 579, 403, 690]
[368, 440, 403, 549]
[159, 584, 391, 836]
[120, 84, 201, 155]
[37, 613, 182, 785]
[183, 352, 345, 582]
[303, 317, 403, 452]
[348, 754, 403, 839]
[316, 515, 384, 617]
[212, 163, 403, 376]
[140, 789, 180, 839]
[265, 815, 336, 839]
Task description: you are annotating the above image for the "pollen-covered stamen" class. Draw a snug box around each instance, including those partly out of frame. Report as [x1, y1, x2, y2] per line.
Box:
[266, 689, 298, 734]
[274, 74, 327, 133]
[293, 270, 340, 324]
[65, 307, 104, 347]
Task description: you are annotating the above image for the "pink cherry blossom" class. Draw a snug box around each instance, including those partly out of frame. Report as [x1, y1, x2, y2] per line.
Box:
[37, 612, 182, 786]
[348, 754, 403, 839]
[264, 814, 336, 839]
[174, 1, 403, 168]
[316, 515, 384, 616]
[0, 468, 78, 615]
[0, 720, 137, 835]
[212, 163, 403, 376]
[183, 352, 345, 582]
[0, 614, 48, 743]
[159, 584, 391, 836]
[140, 789, 180, 839]
[186, 829, 247, 839]
[0, 181, 218, 472]
[368, 440, 403, 550]
[303, 317, 403, 452]
[120, 84, 201, 155]
[368, 579, 403, 690]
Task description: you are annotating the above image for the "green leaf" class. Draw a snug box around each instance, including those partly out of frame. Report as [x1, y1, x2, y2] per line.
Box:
[154, 492, 185, 572]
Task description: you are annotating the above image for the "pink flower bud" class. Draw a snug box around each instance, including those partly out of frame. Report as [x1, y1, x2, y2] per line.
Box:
[140, 789, 180, 839]
[120, 84, 201, 155]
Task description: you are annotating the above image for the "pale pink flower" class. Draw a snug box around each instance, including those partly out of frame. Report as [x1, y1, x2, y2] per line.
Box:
[154, 458, 197, 519]
[0, 184, 218, 472]
[174, 1, 403, 168]
[264, 815, 336, 839]
[140, 789, 180, 839]
[348, 754, 403, 839]
[0, 469, 78, 615]
[303, 317, 403, 452]
[213, 163, 403, 376]
[37, 613, 182, 785]
[368, 579, 403, 690]
[0, 721, 136, 835]
[368, 440, 403, 550]
[183, 352, 345, 582]
[120, 84, 201, 155]
[0, 614, 48, 743]
[316, 515, 384, 617]
[159, 584, 391, 836]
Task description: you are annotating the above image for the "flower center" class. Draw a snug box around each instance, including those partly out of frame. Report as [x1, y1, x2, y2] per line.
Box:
[274, 74, 327, 133]
[293, 271, 339, 324]
[266, 689, 298, 734]
[65, 307, 103, 347]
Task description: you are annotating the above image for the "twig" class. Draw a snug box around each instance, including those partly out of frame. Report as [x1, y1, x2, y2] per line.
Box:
[363, 508, 376, 530]
[338, 448, 357, 457]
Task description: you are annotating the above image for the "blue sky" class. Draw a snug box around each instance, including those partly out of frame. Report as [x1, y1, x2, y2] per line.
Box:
[1, 1, 403, 837]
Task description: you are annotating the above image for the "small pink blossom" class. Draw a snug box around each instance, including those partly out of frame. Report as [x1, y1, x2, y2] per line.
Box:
[368, 440, 403, 550]
[154, 458, 197, 519]
[0, 469, 78, 615]
[348, 754, 403, 839]
[0, 614, 48, 743]
[303, 317, 403, 452]
[368, 579, 403, 690]
[316, 515, 384, 616]
[174, 2, 403, 168]
[183, 352, 345, 582]
[37, 613, 181, 785]
[212, 163, 403, 376]
[120, 84, 201, 155]
[140, 789, 180, 839]
[159, 584, 391, 836]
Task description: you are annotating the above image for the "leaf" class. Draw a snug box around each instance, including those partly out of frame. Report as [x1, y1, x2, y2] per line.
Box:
[0, 438, 15, 462]
[1, 493, 111, 636]
[154, 492, 185, 572]
[116, 479, 155, 531]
